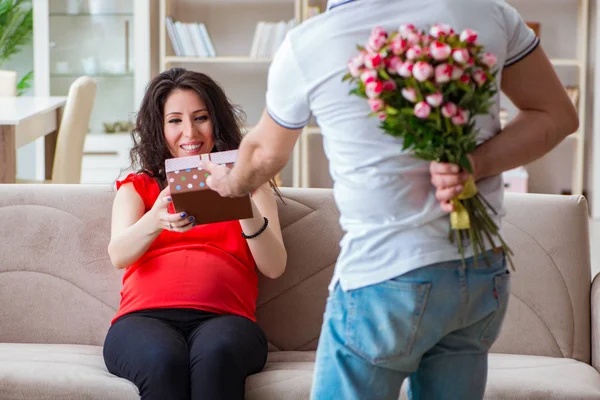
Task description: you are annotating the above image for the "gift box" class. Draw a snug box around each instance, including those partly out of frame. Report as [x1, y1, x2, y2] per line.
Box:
[165, 150, 253, 225]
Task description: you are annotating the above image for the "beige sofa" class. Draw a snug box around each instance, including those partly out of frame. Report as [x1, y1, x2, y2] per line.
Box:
[1, 184, 599, 399]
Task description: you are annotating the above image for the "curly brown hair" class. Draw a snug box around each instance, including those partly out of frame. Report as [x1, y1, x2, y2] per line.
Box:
[128, 67, 281, 197]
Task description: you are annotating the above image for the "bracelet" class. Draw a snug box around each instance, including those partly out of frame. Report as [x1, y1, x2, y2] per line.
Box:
[242, 217, 269, 239]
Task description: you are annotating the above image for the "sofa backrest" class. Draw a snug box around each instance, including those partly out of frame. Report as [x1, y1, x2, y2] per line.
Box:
[489, 193, 591, 363]
[0, 185, 343, 350]
[0, 185, 591, 364]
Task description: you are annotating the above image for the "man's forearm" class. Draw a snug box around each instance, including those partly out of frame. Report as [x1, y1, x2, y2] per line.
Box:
[229, 131, 286, 195]
[471, 110, 578, 181]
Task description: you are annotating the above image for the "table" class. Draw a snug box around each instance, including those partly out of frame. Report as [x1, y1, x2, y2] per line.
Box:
[0, 97, 67, 183]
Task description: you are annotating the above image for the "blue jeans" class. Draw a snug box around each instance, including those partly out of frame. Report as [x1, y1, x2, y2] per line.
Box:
[310, 250, 510, 400]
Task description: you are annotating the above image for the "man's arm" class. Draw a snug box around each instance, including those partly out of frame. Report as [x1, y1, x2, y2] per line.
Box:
[470, 45, 579, 180]
[431, 45, 579, 212]
[204, 109, 302, 197]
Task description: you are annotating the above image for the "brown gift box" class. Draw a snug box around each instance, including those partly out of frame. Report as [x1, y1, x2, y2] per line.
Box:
[164, 150, 253, 225]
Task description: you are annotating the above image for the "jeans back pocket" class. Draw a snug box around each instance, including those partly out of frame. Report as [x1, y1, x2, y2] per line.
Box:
[345, 279, 431, 366]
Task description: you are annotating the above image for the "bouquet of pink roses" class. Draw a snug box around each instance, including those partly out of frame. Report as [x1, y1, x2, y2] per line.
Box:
[344, 23, 513, 269]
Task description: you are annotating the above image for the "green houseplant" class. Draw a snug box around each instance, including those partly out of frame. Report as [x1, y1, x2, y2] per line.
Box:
[0, 0, 33, 95]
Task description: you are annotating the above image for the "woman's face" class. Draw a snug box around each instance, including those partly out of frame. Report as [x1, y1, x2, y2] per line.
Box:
[163, 88, 215, 157]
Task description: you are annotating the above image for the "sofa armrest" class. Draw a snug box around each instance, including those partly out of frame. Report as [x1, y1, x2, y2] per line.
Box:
[592, 273, 600, 372]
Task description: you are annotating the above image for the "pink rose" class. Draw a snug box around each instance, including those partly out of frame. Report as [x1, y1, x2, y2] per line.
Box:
[426, 92, 443, 107]
[368, 97, 385, 112]
[347, 62, 362, 78]
[365, 81, 384, 98]
[430, 23, 452, 38]
[435, 63, 453, 83]
[452, 66, 464, 80]
[401, 87, 417, 103]
[377, 112, 387, 121]
[368, 28, 388, 52]
[481, 52, 498, 68]
[347, 54, 364, 78]
[451, 108, 469, 125]
[413, 61, 433, 82]
[406, 32, 421, 46]
[406, 45, 422, 60]
[430, 41, 452, 61]
[360, 70, 378, 84]
[391, 36, 408, 55]
[382, 80, 397, 91]
[399, 23, 417, 38]
[441, 102, 458, 118]
[388, 56, 403, 73]
[459, 74, 470, 85]
[350, 53, 364, 67]
[364, 53, 383, 69]
[467, 57, 475, 67]
[397, 61, 414, 77]
[473, 68, 487, 86]
[368, 35, 388, 52]
[460, 29, 478, 44]
[452, 48, 469, 64]
[371, 26, 387, 38]
[414, 101, 432, 119]
[421, 34, 433, 47]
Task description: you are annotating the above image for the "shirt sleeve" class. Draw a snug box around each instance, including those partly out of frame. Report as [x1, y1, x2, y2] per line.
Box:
[499, 1, 540, 67]
[115, 173, 154, 211]
[265, 35, 312, 129]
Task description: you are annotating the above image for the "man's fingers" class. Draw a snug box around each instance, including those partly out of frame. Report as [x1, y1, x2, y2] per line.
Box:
[436, 186, 463, 203]
[205, 175, 214, 189]
[431, 173, 467, 189]
[430, 161, 460, 175]
[440, 200, 454, 213]
[198, 160, 217, 173]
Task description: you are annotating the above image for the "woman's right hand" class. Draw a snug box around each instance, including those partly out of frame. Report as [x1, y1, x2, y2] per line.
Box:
[150, 186, 196, 233]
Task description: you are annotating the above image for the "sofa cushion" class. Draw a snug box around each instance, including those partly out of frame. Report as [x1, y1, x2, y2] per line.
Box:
[246, 352, 600, 400]
[2, 346, 600, 400]
[0, 343, 138, 400]
[484, 353, 600, 399]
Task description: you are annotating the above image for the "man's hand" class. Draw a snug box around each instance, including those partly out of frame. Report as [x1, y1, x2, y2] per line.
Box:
[430, 161, 472, 213]
[201, 160, 244, 198]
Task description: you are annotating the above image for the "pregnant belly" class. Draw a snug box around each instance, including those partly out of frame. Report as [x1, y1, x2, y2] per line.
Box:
[118, 249, 257, 320]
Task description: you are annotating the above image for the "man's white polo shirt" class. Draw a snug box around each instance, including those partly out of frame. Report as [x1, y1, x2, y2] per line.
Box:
[265, 0, 539, 292]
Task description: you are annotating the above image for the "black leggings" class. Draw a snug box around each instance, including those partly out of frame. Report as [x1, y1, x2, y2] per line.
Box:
[103, 308, 268, 400]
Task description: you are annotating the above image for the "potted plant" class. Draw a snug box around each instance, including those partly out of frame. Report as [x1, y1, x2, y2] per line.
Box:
[0, 0, 33, 95]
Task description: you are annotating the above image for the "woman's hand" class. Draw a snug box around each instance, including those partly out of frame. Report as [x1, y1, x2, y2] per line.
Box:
[149, 186, 196, 233]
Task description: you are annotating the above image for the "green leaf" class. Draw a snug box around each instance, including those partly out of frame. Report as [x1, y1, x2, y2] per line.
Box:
[385, 106, 399, 115]
[460, 154, 472, 173]
[0, 0, 33, 67]
[16, 69, 32, 96]
[403, 134, 415, 150]
[400, 107, 416, 116]
[380, 69, 391, 81]
[423, 81, 438, 93]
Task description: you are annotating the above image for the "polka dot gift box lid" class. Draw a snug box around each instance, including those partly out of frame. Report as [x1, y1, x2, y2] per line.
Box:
[164, 150, 253, 225]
